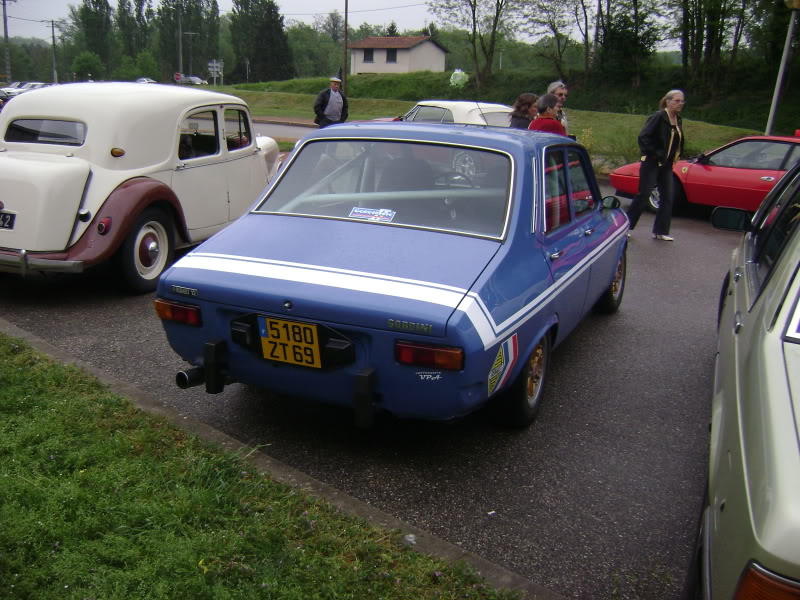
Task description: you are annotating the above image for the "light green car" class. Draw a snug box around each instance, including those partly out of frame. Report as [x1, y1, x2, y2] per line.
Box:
[687, 161, 800, 598]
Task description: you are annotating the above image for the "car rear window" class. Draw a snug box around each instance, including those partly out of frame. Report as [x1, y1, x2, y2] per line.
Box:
[5, 119, 86, 146]
[256, 139, 512, 238]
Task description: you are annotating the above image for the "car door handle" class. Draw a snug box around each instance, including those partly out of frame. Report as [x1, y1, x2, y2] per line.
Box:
[760, 176, 775, 181]
[549, 250, 563, 260]
[583, 228, 595, 236]
[733, 311, 743, 334]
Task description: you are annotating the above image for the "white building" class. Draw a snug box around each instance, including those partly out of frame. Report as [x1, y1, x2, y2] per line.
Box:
[349, 36, 448, 75]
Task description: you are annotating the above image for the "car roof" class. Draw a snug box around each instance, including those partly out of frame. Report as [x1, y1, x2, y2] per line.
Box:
[416, 100, 512, 111]
[736, 134, 800, 144]
[302, 120, 575, 154]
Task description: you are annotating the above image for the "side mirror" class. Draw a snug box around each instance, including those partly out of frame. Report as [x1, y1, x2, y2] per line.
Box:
[602, 195, 621, 209]
[696, 152, 709, 165]
[710, 206, 752, 232]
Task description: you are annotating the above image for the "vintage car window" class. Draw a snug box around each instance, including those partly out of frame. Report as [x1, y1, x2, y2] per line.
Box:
[257, 139, 511, 238]
[5, 119, 86, 146]
[543, 149, 570, 232]
[483, 112, 511, 127]
[178, 110, 219, 160]
[709, 140, 789, 170]
[409, 106, 451, 123]
[567, 149, 596, 217]
[755, 175, 800, 285]
[223, 109, 252, 151]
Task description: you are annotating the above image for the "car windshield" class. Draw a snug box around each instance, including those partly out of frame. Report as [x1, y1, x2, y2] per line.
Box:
[256, 139, 512, 238]
[4, 119, 87, 146]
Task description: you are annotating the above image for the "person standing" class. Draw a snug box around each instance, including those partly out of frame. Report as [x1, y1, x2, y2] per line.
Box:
[528, 94, 567, 136]
[313, 76, 348, 129]
[509, 93, 539, 129]
[547, 80, 569, 134]
[625, 90, 686, 242]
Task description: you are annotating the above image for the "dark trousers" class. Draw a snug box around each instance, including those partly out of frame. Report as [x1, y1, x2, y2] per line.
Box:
[626, 157, 673, 235]
[318, 117, 340, 129]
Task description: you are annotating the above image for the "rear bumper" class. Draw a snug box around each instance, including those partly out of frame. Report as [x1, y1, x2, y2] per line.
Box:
[0, 249, 84, 276]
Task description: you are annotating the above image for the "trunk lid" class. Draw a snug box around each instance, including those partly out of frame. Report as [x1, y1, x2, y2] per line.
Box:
[0, 152, 91, 251]
[162, 214, 501, 336]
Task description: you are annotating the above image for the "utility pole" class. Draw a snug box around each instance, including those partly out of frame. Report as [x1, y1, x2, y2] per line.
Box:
[183, 31, 198, 75]
[2, 0, 14, 83]
[177, 4, 183, 74]
[343, 0, 348, 92]
[50, 20, 57, 83]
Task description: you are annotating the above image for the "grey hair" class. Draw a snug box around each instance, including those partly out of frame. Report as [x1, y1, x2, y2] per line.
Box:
[536, 93, 560, 114]
[659, 89, 684, 110]
[547, 80, 567, 94]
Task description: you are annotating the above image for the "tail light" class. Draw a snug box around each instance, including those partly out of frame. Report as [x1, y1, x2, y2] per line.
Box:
[395, 340, 463, 370]
[734, 562, 800, 599]
[154, 298, 202, 326]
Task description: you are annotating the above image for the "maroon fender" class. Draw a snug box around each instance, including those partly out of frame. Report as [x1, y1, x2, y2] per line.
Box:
[29, 178, 189, 267]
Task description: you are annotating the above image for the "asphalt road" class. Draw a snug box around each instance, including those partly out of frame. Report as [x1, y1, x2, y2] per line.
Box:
[0, 197, 741, 599]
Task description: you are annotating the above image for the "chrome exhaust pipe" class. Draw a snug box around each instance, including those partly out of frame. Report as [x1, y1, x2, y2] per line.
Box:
[176, 367, 205, 389]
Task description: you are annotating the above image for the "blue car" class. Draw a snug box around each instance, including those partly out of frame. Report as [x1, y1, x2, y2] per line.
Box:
[156, 123, 628, 426]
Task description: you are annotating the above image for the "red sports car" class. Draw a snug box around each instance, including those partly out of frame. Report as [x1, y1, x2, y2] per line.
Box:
[609, 133, 800, 213]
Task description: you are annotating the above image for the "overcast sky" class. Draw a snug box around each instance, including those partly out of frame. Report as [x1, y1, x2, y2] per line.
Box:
[5, 0, 437, 41]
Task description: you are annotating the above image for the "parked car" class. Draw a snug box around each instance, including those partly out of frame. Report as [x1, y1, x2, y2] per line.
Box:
[0, 82, 280, 292]
[0, 89, 8, 111]
[155, 123, 628, 426]
[1, 81, 26, 93]
[378, 100, 513, 128]
[609, 133, 800, 213]
[178, 76, 208, 85]
[6, 82, 47, 97]
[136, 77, 157, 84]
[683, 160, 800, 598]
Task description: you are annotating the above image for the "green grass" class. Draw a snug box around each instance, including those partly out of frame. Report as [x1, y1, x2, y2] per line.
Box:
[0, 333, 521, 600]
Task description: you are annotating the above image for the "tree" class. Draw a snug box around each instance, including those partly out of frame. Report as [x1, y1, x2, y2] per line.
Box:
[386, 21, 400, 36]
[315, 11, 345, 44]
[230, 0, 293, 82]
[72, 50, 105, 79]
[595, 12, 659, 85]
[521, 0, 574, 80]
[73, 0, 114, 74]
[156, 0, 219, 79]
[287, 21, 339, 77]
[428, 0, 517, 88]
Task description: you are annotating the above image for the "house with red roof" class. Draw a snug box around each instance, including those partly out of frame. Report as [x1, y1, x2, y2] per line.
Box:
[348, 36, 448, 75]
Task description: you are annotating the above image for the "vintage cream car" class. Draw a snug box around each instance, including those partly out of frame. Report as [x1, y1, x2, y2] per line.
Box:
[0, 82, 279, 292]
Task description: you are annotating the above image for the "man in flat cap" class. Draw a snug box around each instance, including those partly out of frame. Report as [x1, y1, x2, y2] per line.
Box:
[313, 76, 349, 128]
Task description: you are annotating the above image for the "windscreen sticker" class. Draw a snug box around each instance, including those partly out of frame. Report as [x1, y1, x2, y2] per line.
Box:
[487, 334, 519, 396]
[786, 297, 800, 343]
[349, 207, 396, 222]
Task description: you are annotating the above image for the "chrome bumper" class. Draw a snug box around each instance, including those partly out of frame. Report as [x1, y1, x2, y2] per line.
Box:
[0, 249, 84, 277]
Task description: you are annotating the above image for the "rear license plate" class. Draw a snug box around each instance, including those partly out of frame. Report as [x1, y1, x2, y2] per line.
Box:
[0, 212, 15, 230]
[258, 316, 322, 369]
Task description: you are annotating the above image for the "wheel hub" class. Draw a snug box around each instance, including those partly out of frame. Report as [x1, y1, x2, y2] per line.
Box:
[139, 232, 160, 268]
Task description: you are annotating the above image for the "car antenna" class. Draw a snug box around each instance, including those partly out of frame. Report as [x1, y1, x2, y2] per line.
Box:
[475, 100, 489, 127]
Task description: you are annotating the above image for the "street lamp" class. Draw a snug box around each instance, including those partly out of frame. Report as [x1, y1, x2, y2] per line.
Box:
[765, 0, 799, 135]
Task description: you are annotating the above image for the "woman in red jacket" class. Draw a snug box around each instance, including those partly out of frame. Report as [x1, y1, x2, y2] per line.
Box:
[528, 94, 567, 136]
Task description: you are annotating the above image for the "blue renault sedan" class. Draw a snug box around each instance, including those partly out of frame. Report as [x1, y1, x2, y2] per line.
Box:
[155, 123, 628, 427]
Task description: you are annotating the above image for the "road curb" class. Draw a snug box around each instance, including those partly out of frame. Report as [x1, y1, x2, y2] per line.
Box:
[0, 316, 565, 600]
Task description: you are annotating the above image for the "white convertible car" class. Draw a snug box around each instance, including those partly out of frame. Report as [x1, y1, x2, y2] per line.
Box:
[0, 82, 280, 292]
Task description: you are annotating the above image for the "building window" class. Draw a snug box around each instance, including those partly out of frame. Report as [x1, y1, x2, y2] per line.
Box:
[363, 49, 374, 63]
[386, 49, 397, 63]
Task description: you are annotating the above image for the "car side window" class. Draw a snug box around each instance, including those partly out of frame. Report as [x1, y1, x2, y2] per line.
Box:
[483, 112, 510, 127]
[410, 106, 448, 123]
[224, 109, 252, 152]
[784, 144, 800, 171]
[544, 149, 570, 232]
[178, 110, 219, 160]
[566, 149, 596, 218]
[753, 173, 800, 288]
[709, 140, 788, 170]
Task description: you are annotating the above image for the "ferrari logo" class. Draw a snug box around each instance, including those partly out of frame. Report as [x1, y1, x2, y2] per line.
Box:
[681, 166, 688, 174]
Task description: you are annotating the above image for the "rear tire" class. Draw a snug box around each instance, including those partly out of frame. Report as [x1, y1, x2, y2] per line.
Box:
[594, 249, 626, 314]
[117, 207, 174, 294]
[491, 333, 550, 427]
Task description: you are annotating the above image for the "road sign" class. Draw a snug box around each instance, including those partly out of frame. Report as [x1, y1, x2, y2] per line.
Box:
[174, 72, 182, 82]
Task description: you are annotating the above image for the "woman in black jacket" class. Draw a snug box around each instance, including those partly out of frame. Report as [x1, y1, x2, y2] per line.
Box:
[626, 90, 686, 241]
[508, 93, 539, 129]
